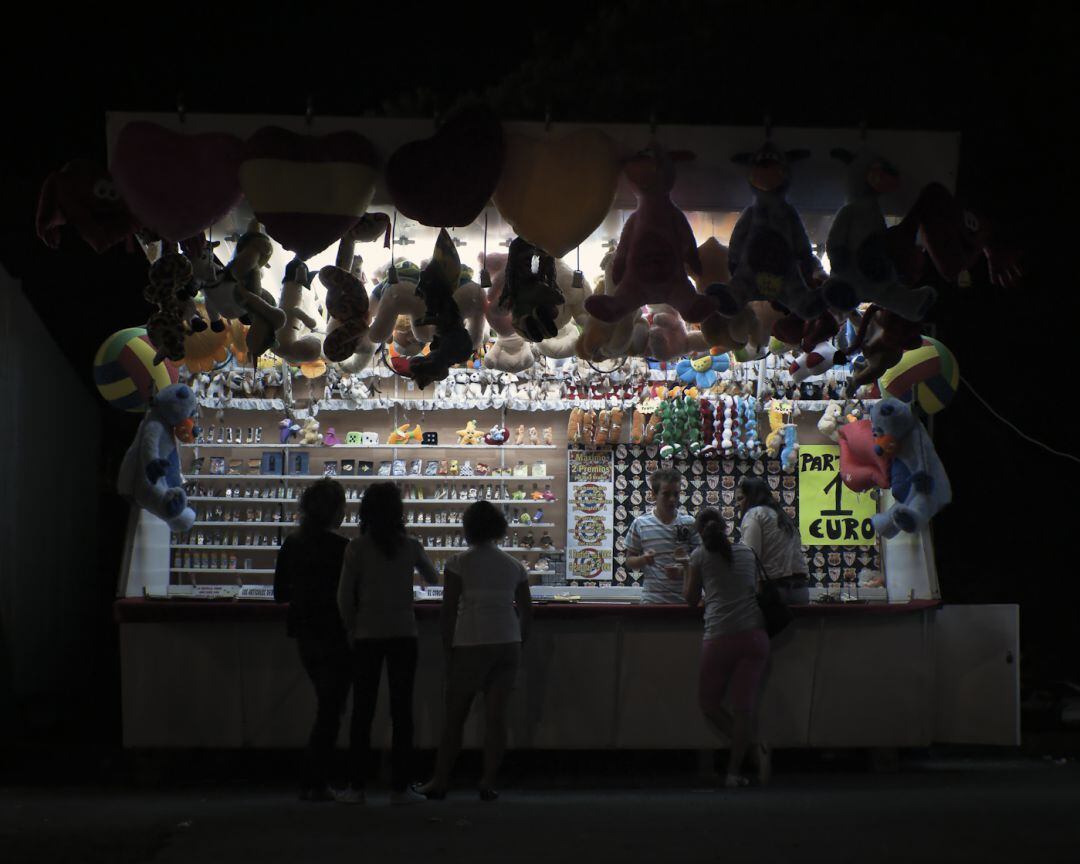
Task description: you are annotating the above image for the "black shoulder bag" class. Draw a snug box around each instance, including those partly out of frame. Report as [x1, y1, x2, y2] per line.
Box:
[752, 552, 794, 639]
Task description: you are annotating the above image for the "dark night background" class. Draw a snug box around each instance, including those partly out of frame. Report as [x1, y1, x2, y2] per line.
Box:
[1, 2, 1077, 767]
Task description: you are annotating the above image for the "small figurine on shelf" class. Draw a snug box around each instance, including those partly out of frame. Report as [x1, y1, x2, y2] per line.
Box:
[456, 420, 485, 446]
[515, 424, 526, 445]
[279, 417, 301, 445]
[542, 426, 554, 445]
[322, 427, 340, 447]
[388, 424, 423, 445]
[299, 418, 323, 446]
[484, 425, 509, 446]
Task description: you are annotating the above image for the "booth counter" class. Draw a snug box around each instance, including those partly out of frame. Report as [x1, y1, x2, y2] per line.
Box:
[114, 598, 1018, 750]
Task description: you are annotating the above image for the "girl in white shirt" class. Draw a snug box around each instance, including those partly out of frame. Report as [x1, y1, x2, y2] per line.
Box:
[416, 501, 533, 802]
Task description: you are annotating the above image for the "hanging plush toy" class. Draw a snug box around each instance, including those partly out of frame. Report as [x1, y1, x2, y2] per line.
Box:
[709, 139, 826, 323]
[789, 341, 838, 383]
[838, 418, 891, 493]
[847, 305, 924, 389]
[387, 104, 505, 228]
[36, 159, 139, 253]
[887, 182, 1023, 290]
[498, 236, 564, 342]
[780, 424, 799, 472]
[392, 230, 474, 388]
[240, 127, 380, 261]
[765, 405, 785, 459]
[869, 399, 951, 537]
[676, 352, 730, 389]
[577, 245, 650, 361]
[647, 305, 712, 360]
[274, 259, 325, 364]
[111, 122, 245, 243]
[202, 220, 287, 359]
[493, 129, 620, 258]
[584, 143, 717, 325]
[699, 400, 717, 455]
[144, 251, 198, 365]
[117, 383, 197, 531]
[694, 238, 757, 351]
[822, 148, 937, 320]
[319, 212, 392, 364]
[482, 252, 537, 372]
[742, 395, 763, 459]
[537, 259, 592, 359]
[817, 400, 845, 442]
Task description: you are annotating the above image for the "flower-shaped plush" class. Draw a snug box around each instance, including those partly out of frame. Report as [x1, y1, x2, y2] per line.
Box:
[676, 352, 730, 389]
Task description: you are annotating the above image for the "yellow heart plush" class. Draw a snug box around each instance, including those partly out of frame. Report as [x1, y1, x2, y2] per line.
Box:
[493, 130, 620, 258]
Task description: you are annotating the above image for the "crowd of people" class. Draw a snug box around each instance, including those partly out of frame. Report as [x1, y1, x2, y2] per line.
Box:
[273, 467, 808, 802]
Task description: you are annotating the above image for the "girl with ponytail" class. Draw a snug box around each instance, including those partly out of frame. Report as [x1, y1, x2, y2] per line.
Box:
[683, 507, 770, 788]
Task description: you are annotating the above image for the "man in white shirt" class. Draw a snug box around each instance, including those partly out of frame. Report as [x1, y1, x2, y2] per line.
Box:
[625, 468, 701, 604]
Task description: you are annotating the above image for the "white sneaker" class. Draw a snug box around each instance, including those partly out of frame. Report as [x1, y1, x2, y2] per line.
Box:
[335, 787, 365, 805]
[389, 789, 426, 806]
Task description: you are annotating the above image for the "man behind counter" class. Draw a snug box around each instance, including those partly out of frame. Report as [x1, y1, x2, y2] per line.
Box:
[625, 468, 701, 604]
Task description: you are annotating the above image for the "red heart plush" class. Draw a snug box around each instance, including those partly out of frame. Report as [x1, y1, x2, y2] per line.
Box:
[240, 127, 380, 260]
[386, 105, 504, 227]
[111, 122, 244, 243]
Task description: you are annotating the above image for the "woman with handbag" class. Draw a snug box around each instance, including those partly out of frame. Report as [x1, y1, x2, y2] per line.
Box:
[736, 477, 810, 605]
[684, 507, 771, 788]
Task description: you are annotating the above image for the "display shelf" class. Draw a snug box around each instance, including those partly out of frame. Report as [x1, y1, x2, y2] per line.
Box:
[422, 546, 561, 553]
[168, 568, 276, 575]
[253, 475, 558, 482]
[172, 544, 281, 551]
[401, 498, 558, 506]
[189, 496, 298, 503]
[186, 474, 555, 482]
[408, 522, 557, 529]
[181, 443, 560, 450]
[182, 443, 274, 449]
[191, 521, 295, 527]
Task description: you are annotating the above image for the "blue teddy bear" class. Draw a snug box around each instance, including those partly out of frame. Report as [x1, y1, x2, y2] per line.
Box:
[870, 398, 951, 538]
[118, 383, 197, 531]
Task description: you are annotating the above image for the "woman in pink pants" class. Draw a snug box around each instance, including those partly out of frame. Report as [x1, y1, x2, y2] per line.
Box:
[683, 507, 771, 787]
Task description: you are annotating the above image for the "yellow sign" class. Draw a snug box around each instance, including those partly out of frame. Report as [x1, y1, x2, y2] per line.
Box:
[797, 445, 877, 546]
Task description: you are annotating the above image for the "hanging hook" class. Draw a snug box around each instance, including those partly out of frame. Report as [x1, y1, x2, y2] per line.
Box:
[480, 212, 492, 288]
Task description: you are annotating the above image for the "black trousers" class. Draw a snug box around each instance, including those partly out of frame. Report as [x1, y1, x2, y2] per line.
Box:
[296, 635, 351, 790]
[349, 637, 419, 792]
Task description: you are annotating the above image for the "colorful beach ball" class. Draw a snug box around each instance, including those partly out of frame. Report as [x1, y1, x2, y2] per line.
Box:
[93, 327, 179, 412]
[878, 336, 959, 415]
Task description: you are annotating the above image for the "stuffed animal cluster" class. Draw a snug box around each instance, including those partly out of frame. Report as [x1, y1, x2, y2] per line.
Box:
[567, 408, 624, 447]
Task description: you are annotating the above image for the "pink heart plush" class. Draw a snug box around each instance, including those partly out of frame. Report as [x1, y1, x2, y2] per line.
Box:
[111, 122, 244, 242]
[240, 127, 380, 260]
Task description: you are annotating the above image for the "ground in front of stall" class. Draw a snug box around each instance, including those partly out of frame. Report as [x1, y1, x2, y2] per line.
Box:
[2, 756, 1078, 863]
